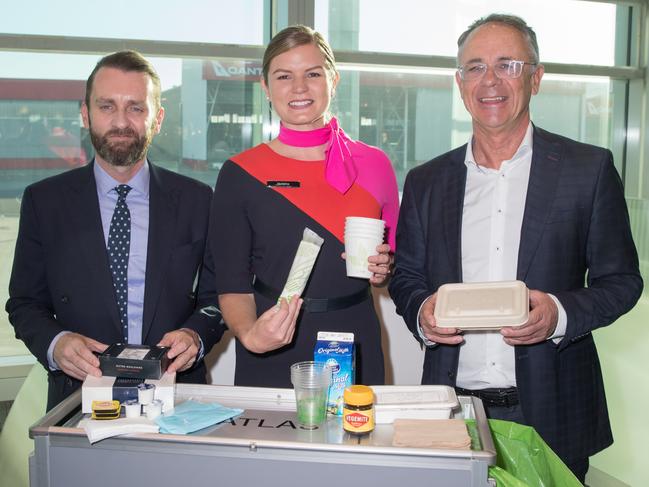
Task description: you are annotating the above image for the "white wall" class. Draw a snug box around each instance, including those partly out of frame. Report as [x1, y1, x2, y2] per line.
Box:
[590, 297, 649, 487]
[205, 287, 425, 386]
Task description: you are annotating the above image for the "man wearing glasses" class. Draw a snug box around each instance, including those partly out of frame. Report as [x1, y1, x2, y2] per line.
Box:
[389, 14, 642, 482]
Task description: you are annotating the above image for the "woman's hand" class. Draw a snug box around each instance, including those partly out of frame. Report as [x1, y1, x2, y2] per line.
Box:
[219, 293, 303, 354]
[242, 296, 303, 353]
[368, 243, 393, 287]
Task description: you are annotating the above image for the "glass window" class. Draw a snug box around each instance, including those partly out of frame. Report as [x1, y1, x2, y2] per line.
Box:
[316, 0, 618, 65]
[0, 52, 268, 192]
[1, 0, 646, 356]
[0, 0, 266, 45]
[531, 76, 614, 148]
[328, 67, 617, 188]
[170, 58, 268, 186]
[331, 66, 454, 187]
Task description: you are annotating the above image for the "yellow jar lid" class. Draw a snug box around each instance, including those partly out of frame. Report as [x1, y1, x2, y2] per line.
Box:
[344, 385, 374, 405]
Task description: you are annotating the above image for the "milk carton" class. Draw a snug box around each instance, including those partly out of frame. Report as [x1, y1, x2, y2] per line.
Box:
[314, 331, 354, 416]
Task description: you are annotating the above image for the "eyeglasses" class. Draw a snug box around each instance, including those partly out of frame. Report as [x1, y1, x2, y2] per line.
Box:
[457, 60, 538, 81]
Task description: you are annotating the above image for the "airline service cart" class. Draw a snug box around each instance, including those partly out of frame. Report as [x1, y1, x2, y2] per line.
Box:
[29, 384, 497, 487]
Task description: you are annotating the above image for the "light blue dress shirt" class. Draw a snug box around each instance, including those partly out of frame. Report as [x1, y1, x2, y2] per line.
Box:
[47, 161, 150, 368]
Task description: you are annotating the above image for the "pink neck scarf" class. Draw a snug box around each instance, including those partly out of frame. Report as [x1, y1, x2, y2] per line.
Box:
[277, 117, 357, 194]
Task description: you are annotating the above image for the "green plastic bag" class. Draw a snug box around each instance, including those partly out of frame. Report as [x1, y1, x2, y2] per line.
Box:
[488, 465, 529, 487]
[466, 419, 583, 487]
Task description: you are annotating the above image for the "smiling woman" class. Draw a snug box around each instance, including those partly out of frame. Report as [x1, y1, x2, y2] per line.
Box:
[262, 43, 337, 132]
[210, 25, 400, 389]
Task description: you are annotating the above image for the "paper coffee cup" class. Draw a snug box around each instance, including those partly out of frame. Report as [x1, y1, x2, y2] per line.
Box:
[344, 217, 385, 279]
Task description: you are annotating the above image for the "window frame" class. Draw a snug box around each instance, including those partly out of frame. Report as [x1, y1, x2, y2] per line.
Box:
[0, 0, 646, 364]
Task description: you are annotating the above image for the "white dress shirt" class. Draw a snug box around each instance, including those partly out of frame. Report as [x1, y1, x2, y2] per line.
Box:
[457, 125, 532, 388]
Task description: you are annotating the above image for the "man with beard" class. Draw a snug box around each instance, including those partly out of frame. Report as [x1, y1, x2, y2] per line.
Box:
[6, 51, 226, 409]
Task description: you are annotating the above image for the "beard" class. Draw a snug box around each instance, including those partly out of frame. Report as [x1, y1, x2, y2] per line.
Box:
[89, 122, 156, 167]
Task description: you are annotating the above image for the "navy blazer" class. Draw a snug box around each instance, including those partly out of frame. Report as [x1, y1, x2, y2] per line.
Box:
[6, 161, 225, 409]
[389, 126, 643, 463]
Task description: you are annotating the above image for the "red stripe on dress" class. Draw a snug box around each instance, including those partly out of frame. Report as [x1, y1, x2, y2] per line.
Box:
[231, 144, 381, 243]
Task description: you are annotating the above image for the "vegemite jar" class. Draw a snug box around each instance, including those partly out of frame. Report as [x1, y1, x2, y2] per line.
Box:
[342, 385, 375, 435]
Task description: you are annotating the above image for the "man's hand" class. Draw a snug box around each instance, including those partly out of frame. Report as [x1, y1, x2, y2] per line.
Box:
[419, 293, 464, 345]
[368, 243, 393, 286]
[239, 295, 303, 354]
[53, 333, 108, 381]
[158, 328, 202, 373]
[501, 289, 558, 345]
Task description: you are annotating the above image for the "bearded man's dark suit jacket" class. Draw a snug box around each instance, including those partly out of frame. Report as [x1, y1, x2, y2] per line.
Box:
[6, 161, 225, 410]
[388, 126, 643, 464]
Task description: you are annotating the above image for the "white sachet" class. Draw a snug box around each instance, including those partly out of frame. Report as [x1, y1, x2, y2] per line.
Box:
[278, 227, 324, 303]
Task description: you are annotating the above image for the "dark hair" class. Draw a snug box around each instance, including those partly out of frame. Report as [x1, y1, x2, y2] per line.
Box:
[457, 14, 540, 63]
[262, 25, 337, 84]
[85, 50, 161, 109]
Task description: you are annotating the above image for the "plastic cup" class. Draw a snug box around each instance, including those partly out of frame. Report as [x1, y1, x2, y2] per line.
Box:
[344, 217, 385, 279]
[137, 383, 155, 405]
[146, 399, 163, 420]
[290, 361, 332, 430]
[123, 399, 142, 418]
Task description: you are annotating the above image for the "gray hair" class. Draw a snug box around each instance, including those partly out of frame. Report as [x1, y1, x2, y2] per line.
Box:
[457, 14, 540, 64]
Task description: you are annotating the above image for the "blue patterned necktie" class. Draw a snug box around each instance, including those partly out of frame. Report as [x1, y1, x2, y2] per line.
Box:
[107, 184, 132, 343]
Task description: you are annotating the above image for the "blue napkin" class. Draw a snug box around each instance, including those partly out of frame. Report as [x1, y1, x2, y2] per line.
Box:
[156, 400, 243, 434]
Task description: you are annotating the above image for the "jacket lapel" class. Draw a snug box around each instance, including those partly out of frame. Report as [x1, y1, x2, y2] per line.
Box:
[517, 126, 563, 281]
[142, 164, 177, 341]
[65, 162, 122, 334]
[442, 147, 467, 282]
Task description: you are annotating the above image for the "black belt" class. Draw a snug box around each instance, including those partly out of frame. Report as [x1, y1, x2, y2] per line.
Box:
[455, 387, 519, 408]
[253, 277, 370, 313]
